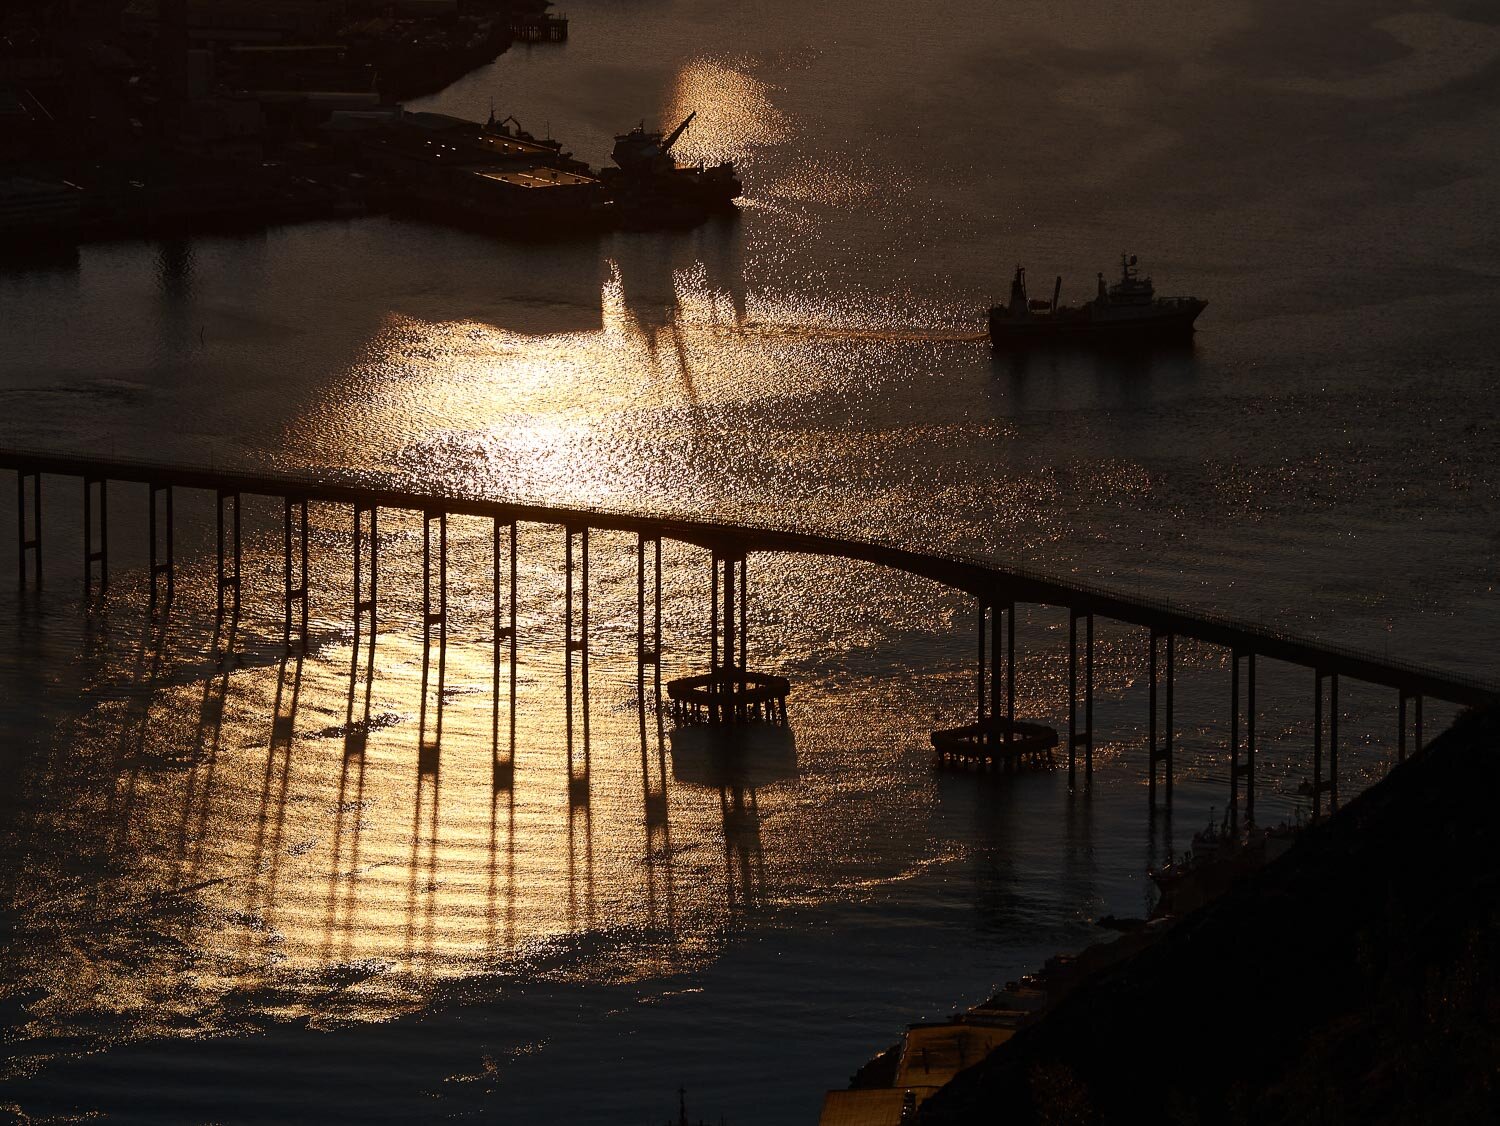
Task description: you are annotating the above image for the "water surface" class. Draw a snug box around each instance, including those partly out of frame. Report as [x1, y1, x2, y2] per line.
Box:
[3, 1, 1499, 1120]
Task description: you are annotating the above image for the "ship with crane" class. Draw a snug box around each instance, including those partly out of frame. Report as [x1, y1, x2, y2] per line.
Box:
[599, 112, 743, 228]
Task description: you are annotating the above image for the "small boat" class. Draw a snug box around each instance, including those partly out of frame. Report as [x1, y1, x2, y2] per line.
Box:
[988, 253, 1206, 346]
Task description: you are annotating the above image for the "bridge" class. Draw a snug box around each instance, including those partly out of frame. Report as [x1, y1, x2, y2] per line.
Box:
[5, 447, 1497, 823]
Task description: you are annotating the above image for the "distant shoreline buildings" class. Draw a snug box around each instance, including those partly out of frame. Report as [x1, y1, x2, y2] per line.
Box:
[0, 0, 569, 241]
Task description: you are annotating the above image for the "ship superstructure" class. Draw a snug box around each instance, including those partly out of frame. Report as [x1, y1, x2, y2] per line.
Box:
[600, 112, 742, 226]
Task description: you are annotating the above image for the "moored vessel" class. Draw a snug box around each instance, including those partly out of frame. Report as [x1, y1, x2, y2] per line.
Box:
[599, 112, 742, 226]
[988, 254, 1206, 346]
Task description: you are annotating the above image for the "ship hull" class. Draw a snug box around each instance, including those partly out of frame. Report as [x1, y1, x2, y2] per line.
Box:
[988, 301, 1206, 347]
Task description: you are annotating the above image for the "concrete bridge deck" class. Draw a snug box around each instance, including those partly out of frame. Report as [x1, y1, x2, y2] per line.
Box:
[6, 447, 1492, 708]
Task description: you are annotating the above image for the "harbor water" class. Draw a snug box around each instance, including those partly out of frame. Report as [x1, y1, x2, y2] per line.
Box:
[3, 1, 1500, 1121]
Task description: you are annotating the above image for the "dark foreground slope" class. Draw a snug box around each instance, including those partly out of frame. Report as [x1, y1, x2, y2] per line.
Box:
[921, 707, 1500, 1126]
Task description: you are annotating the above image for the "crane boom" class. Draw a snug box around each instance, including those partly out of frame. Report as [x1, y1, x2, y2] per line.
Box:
[661, 112, 697, 153]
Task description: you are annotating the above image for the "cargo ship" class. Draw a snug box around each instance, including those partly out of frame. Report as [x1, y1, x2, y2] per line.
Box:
[988, 254, 1206, 345]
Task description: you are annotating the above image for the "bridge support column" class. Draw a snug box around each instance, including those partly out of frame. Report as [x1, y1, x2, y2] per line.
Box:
[565, 527, 589, 792]
[709, 550, 750, 721]
[82, 476, 108, 592]
[1312, 670, 1342, 820]
[1067, 610, 1094, 785]
[1006, 600, 1016, 736]
[215, 489, 241, 618]
[283, 497, 308, 650]
[976, 598, 988, 732]
[1230, 650, 1254, 827]
[1397, 689, 1425, 764]
[353, 504, 377, 627]
[1313, 671, 1321, 819]
[1230, 651, 1257, 826]
[669, 547, 783, 726]
[494, 518, 517, 788]
[637, 533, 662, 669]
[148, 483, 173, 603]
[420, 510, 447, 760]
[1149, 630, 1174, 806]
[423, 511, 447, 647]
[990, 602, 1002, 746]
[16, 469, 41, 588]
[344, 505, 378, 758]
[1329, 672, 1339, 811]
[1398, 691, 1407, 764]
[976, 598, 1014, 741]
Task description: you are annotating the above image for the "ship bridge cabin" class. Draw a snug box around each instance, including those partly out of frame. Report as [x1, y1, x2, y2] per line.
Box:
[1097, 253, 1155, 305]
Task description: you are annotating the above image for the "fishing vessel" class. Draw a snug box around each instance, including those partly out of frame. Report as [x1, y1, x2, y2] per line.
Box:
[988, 254, 1206, 345]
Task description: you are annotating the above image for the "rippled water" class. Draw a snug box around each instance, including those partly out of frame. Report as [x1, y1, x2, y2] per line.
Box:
[3, 1, 1499, 1121]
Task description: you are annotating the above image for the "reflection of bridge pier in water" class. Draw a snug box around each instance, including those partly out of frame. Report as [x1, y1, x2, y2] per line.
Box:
[638, 658, 678, 933]
[669, 722, 797, 910]
[5, 449, 1496, 835]
[256, 653, 302, 948]
[178, 603, 239, 881]
[719, 784, 765, 910]
[106, 597, 171, 850]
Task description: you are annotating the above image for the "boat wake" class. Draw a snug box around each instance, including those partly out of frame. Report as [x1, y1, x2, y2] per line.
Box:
[733, 320, 988, 344]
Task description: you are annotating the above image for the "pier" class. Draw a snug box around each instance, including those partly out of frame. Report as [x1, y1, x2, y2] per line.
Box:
[5, 448, 1497, 822]
[510, 13, 568, 43]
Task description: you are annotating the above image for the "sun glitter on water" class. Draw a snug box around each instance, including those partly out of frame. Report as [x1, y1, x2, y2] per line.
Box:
[660, 57, 792, 169]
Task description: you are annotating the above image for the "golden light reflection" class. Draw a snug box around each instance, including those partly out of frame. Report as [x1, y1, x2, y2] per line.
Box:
[289, 248, 984, 523]
[2, 520, 991, 1060]
[660, 57, 792, 170]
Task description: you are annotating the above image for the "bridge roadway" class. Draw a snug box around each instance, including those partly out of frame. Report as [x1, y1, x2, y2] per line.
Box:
[6, 447, 1495, 710]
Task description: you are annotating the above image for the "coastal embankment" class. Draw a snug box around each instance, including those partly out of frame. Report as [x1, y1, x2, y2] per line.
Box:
[915, 706, 1500, 1124]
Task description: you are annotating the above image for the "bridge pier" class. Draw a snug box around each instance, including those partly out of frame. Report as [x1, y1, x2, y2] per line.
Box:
[419, 510, 447, 761]
[148, 483, 174, 603]
[1229, 651, 1257, 826]
[282, 497, 308, 650]
[1330, 673, 1339, 810]
[493, 518, 517, 789]
[637, 533, 662, 669]
[353, 504, 378, 627]
[1148, 630, 1175, 806]
[565, 527, 590, 796]
[83, 476, 108, 591]
[975, 599, 1017, 739]
[344, 506, 378, 757]
[1397, 690, 1424, 763]
[934, 598, 1056, 769]
[711, 549, 748, 682]
[1311, 670, 1340, 820]
[1146, 629, 1170, 803]
[1067, 610, 1094, 785]
[215, 489, 241, 618]
[16, 469, 41, 587]
[667, 547, 787, 725]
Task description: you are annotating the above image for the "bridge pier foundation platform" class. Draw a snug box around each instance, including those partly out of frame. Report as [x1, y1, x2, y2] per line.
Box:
[933, 596, 1056, 769]
[666, 548, 789, 726]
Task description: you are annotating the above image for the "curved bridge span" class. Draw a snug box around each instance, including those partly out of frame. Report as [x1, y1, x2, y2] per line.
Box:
[6, 449, 1497, 819]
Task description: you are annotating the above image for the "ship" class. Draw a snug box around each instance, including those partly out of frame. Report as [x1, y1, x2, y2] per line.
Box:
[1149, 811, 1302, 918]
[599, 112, 742, 227]
[988, 254, 1206, 345]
